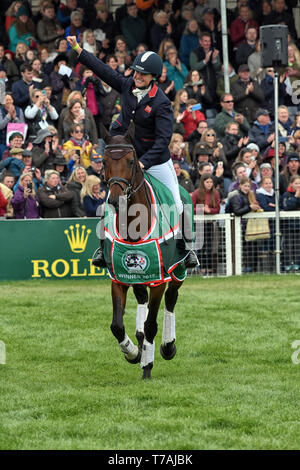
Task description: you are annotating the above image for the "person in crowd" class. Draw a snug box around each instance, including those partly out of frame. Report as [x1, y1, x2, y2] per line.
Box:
[75, 65, 106, 130]
[66, 165, 88, 217]
[11, 63, 33, 110]
[221, 121, 249, 191]
[189, 32, 221, 104]
[0, 93, 25, 157]
[260, 67, 288, 118]
[37, 169, 74, 218]
[0, 43, 19, 86]
[229, 4, 258, 49]
[214, 92, 250, 139]
[114, 35, 131, 67]
[24, 87, 59, 141]
[216, 62, 238, 98]
[0, 147, 26, 179]
[280, 153, 300, 194]
[58, 98, 98, 146]
[8, 4, 36, 53]
[150, 9, 172, 54]
[227, 175, 261, 272]
[86, 151, 105, 182]
[0, 185, 8, 217]
[31, 57, 50, 89]
[187, 120, 208, 157]
[82, 174, 107, 217]
[1, 131, 25, 160]
[163, 45, 188, 91]
[259, 161, 274, 184]
[67, 34, 199, 268]
[256, 176, 275, 212]
[200, 128, 227, 169]
[235, 25, 258, 69]
[178, 98, 206, 140]
[65, 10, 86, 50]
[281, 174, 300, 271]
[11, 170, 40, 218]
[157, 37, 176, 62]
[31, 127, 61, 175]
[235, 147, 260, 183]
[82, 29, 98, 55]
[247, 39, 265, 84]
[173, 161, 194, 194]
[49, 53, 77, 106]
[62, 123, 94, 169]
[120, 2, 147, 54]
[277, 105, 294, 145]
[191, 172, 220, 275]
[228, 161, 258, 194]
[14, 149, 44, 193]
[157, 65, 176, 102]
[98, 79, 121, 130]
[179, 18, 200, 70]
[231, 64, 265, 124]
[57, 0, 78, 28]
[248, 108, 275, 152]
[91, 6, 116, 59]
[184, 69, 213, 115]
[268, 0, 298, 40]
[5, 1, 23, 33]
[0, 172, 14, 218]
[13, 41, 29, 68]
[169, 138, 190, 173]
[37, 2, 65, 52]
[51, 154, 69, 185]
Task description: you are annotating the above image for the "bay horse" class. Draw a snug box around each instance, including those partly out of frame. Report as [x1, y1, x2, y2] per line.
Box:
[101, 122, 185, 380]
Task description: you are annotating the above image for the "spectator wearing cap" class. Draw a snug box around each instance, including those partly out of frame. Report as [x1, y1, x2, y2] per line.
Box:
[8, 4, 36, 53]
[231, 64, 264, 124]
[280, 153, 300, 195]
[258, 162, 274, 187]
[37, 3, 65, 53]
[82, 174, 107, 217]
[49, 53, 76, 105]
[0, 147, 25, 178]
[11, 171, 40, 219]
[0, 92, 25, 158]
[11, 63, 34, 110]
[25, 87, 59, 141]
[86, 152, 105, 180]
[190, 143, 213, 184]
[214, 92, 250, 139]
[62, 123, 94, 168]
[31, 127, 62, 175]
[37, 169, 74, 218]
[52, 155, 69, 185]
[248, 108, 275, 152]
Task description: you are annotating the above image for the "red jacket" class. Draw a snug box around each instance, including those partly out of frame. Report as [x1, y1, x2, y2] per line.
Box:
[0, 188, 8, 216]
[181, 109, 206, 139]
[191, 188, 220, 214]
[229, 18, 259, 48]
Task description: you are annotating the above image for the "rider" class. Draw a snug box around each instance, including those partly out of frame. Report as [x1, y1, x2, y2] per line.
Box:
[66, 36, 198, 268]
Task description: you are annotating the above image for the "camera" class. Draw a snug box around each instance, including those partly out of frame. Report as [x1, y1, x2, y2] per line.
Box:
[75, 149, 81, 157]
[31, 166, 36, 173]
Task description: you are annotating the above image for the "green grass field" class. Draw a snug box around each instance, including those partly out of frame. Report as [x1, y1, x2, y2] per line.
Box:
[1, 275, 300, 450]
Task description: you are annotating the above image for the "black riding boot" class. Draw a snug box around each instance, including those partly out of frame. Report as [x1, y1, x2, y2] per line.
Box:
[92, 214, 107, 268]
[178, 214, 199, 269]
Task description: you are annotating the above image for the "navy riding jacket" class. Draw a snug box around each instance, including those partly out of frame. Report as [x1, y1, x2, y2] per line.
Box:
[78, 49, 173, 170]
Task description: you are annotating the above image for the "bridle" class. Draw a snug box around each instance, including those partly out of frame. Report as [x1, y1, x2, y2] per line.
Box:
[104, 143, 145, 200]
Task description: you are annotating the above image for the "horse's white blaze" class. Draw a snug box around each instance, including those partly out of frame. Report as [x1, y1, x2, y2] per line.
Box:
[140, 339, 155, 368]
[136, 303, 148, 333]
[119, 334, 139, 360]
[162, 309, 176, 345]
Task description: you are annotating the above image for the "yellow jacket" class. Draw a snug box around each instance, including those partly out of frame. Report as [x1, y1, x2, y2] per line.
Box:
[62, 139, 93, 168]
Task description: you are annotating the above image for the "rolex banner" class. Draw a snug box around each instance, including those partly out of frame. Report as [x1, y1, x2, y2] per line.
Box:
[0, 219, 109, 281]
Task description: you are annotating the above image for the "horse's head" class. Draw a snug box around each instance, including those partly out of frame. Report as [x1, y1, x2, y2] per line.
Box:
[101, 121, 143, 209]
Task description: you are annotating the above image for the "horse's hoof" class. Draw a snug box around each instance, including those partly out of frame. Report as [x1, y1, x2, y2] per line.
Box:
[125, 350, 141, 364]
[142, 363, 153, 380]
[160, 341, 176, 360]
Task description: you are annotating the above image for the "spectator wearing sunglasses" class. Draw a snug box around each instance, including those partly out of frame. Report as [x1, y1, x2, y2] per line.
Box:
[214, 92, 250, 139]
[62, 123, 94, 169]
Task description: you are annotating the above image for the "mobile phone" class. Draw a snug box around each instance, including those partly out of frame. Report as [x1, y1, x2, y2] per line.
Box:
[42, 90, 46, 95]
[28, 182, 32, 191]
[250, 156, 256, 161]
[217, 161, 223, 167]
[191, 103, 202, 111]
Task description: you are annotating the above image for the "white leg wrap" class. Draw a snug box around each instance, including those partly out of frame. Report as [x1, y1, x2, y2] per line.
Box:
[162, 309, 176, 345]
[140, 339, 155, 368]
[136, 303, 148, 333]
[119, 334, 139, 361]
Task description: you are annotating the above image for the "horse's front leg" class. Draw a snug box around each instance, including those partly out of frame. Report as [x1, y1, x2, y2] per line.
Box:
[111, 283, 140, 363]
[141, 283, 166, 379]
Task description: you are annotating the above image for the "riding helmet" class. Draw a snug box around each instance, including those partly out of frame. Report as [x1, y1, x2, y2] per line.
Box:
[131, 51, 163, 78]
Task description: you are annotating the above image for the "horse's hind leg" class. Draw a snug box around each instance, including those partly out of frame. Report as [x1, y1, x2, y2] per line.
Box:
[132, 285, 148, 352]
[141, 283, 166, 380]
[160, 280, 183, 360]
[111, 283, 140, 364]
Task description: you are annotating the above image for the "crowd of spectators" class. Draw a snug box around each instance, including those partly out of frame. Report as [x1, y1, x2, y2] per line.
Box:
[1, 0, 300, 272]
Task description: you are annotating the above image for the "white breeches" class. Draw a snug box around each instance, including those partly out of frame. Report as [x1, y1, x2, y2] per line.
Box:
[146, 159, 183, 215]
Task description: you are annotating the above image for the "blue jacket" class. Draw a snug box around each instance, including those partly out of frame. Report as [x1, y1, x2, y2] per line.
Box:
[256, 188, 275, 211]
[12, 79, 32, 109]
[78, 49, 174, 170]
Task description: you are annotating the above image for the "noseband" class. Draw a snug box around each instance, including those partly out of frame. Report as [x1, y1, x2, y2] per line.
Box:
[104, 143, 145, 200]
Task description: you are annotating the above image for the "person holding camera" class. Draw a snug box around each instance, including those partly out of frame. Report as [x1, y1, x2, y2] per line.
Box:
[184, 69, 213, 115]
[62, 123, 94, 169]
[177, 98, 206, 140]
[75, 66, 106, 131]
[31, 127, 62, 176]
[11, 171, 40, 219]
[24, 88, 59, 142]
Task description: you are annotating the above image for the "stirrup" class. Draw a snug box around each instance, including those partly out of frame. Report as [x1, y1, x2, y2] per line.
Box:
[92, 247, 107, 268]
